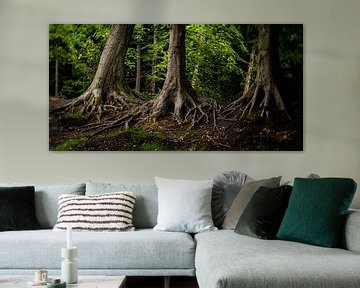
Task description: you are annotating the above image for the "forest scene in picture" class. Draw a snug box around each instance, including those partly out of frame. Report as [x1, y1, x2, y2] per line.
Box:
[49, 24, 303, 151]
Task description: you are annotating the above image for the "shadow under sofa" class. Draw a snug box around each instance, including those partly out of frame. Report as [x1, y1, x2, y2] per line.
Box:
[0, 181, 359, 288]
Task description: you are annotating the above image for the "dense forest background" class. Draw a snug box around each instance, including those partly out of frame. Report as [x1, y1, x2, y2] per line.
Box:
[49, 24, 303, 151]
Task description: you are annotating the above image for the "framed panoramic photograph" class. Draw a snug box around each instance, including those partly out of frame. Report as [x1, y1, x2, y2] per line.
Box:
[49, 24, 303, 151]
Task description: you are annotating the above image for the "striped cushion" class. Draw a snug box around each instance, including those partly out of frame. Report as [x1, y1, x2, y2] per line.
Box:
[53, 192, 136, 232]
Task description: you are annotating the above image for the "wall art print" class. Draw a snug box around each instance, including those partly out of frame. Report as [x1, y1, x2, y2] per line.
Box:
[49, 24, 303, 151]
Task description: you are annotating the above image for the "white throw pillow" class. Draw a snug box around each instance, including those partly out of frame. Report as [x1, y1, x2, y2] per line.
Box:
[153, 177, 217, 233]
[53, 192, 136, 232]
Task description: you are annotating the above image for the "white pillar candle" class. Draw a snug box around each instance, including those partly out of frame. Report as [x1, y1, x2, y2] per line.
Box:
[67, 225, 72, 248]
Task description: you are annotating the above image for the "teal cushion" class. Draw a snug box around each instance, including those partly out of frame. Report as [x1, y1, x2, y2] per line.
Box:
[277, 178, 357, 247]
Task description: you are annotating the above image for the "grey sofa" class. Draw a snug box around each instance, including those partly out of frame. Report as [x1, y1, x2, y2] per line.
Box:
[0, 181, 195, 283]
[0, 181, 359, 288]
[195, 211, 360, 288]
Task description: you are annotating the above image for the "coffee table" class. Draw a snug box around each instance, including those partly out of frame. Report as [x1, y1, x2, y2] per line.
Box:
[0, 275, 126, 288]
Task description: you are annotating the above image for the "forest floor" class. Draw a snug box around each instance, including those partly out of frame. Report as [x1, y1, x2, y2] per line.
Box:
[49, 97, 303, 151]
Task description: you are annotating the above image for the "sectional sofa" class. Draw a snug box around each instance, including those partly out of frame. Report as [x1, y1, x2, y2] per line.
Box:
[0, 175, 359, 288]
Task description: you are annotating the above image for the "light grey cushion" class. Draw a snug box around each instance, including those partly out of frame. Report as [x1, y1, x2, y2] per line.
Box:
[342, 209, 360, 253]
[153, 177, 217, 233]
[222, 176, 281, 229]
[212, 171, 252, 228]
[283, 173, 320, 186]
[85, 181, 158, 229]
[195, 230, 360, 288]
[0, 229, 195, 272]
[53, 192, 136, 232]
[0, 183, 85, 228]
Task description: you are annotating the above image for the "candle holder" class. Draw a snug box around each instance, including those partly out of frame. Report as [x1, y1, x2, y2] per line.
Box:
[61, 247, 78, 284]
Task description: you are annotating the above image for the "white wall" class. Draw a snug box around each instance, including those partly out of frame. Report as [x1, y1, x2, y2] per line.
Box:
[0, 0, 359, 208]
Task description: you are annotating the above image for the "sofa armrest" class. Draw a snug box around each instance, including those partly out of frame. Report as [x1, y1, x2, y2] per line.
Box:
[342, 209, 360, 253]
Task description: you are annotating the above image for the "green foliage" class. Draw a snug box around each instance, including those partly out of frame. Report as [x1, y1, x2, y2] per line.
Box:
[49, 24, 110, 98]
[53, 138, 84, 151]
[49, 24, 303, 105]
[133, 24, 146, 43]
[140, 142, 164, 151]
[125, 24, 144, 81]
[186, 24, 249, 101]
[124, 24, 169, 95]
[145, 25, 170, 93]
[114, 127, 149, 149]
[113, 128, 166, 151]
[115, 127, 147, 138]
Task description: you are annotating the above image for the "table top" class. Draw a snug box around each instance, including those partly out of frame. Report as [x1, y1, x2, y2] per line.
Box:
[0, 275, 126, 288]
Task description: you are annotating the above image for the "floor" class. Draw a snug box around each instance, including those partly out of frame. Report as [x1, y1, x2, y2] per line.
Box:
[126, 276, 199, 288]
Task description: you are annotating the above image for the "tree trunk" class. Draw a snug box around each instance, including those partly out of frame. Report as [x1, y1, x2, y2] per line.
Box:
[55, 58, 58, 97]
[242, 46, 255, 97]
[135, 42, 141, 93]
[149, 27, 158, 94]
[191, 33, 204, 89]
[152, 24, 194, 120]
[191, 63, 199, 88]
[70, 24, 135, 115]
[238, 24, 290, 119]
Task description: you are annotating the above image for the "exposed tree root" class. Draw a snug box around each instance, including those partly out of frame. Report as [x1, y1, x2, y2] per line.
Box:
[52, 91, 221, 139]
[222, 80, 291, 121]
[52, 86, 143, 120]
[151, 87, 220, 131]
[183, 98, 220, 130]
[222, 24, 291, 122]
[77, 100, 151, 136]
[148, 24, 221, 130]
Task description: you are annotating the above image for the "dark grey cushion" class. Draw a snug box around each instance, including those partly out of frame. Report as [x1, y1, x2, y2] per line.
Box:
[235, 185, 292, 239]
[222, 176, 281, 230]
[0, 186, 40, 231]
[212, 171, 251, 228]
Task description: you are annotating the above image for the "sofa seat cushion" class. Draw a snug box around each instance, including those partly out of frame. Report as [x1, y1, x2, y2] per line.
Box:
[0, 229, 195, 271]
[195, 230, 360, 288]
